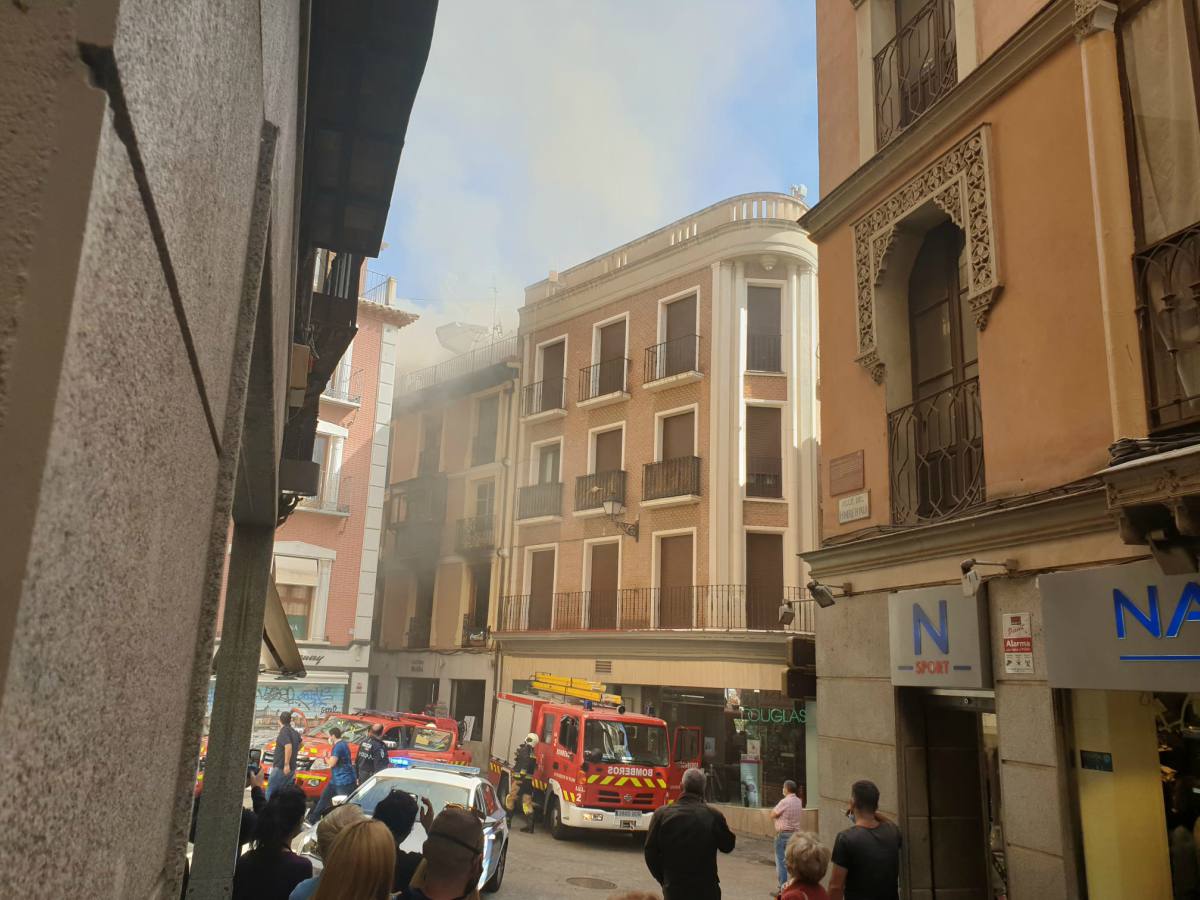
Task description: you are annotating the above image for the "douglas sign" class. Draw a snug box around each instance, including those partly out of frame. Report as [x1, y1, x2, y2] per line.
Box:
[1040, 561, 1200, 692]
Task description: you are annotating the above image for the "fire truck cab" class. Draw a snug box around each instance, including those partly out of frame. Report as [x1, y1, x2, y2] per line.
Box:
[487, 677, 701, 839]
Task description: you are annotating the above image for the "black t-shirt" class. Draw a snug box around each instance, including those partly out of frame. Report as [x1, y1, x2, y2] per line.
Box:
[231, 847, 312, 900]
[831, 820, 902, 900]
[394, 848, 423, 891]
[273, 724, 300, 771]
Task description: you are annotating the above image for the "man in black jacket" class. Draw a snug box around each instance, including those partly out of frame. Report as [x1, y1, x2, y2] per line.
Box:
[356, 723, 390, 782]
[645, 767, 736, 900]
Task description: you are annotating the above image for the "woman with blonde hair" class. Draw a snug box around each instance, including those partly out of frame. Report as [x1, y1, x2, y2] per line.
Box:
[311, 818, 397, 900]
[780, 831, 831, 900]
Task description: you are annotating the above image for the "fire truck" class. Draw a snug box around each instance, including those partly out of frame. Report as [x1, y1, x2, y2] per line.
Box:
[262, 709, 472, 800]
[486, 675, 701, 839]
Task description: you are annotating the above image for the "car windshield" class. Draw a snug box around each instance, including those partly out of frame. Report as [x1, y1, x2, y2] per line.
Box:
[309, 717, 372, 742]
[583, 720, 668, 767]
[351, 774, 472, 818]
[410, 728, 453, 752]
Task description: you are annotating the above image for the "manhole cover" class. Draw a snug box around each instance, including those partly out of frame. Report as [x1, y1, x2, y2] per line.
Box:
[565, 876, 618, 890]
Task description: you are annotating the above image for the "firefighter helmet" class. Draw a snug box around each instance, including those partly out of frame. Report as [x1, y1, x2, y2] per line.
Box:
[525, 732, 538, 745]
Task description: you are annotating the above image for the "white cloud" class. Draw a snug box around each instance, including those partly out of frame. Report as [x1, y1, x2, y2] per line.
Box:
[379, 0, 807, 377]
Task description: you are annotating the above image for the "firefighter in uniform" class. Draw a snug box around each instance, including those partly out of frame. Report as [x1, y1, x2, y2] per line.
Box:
[506, 732, 539, 833]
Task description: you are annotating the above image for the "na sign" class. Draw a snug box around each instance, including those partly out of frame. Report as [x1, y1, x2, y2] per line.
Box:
[888, 584, 992, 689]
[1040, 561, 1200, 691]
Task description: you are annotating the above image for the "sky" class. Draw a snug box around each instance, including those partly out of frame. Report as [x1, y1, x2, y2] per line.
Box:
[374, 0, 819, 374]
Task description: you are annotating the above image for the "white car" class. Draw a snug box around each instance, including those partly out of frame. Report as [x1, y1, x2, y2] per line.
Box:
[293, 760, 508, 894]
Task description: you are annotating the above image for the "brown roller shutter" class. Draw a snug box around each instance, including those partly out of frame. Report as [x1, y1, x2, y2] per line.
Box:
[658, 534, 693, 628]
[594, 428, 623, 473]
[665, 295, 697, 342]
[529, 549, 555, 630]
[599, 320, 626, 360]
[541, 341, 565, 380]
[746, 407, 781, 459]
[597, 320, 627, 395]
[746, 533, 783, 629]
[662, 411, 695, 460]
[589, 543, 619, 629]
[747, 286, 781, 335]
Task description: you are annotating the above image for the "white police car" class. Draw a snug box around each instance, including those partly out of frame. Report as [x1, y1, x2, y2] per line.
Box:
[293, 759, 508, 893]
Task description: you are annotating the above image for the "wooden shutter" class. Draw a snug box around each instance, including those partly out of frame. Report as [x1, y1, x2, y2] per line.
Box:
[665, 295, 697, 342]
[529, 549, 555, 629]
[599, 320, 626, 361]
[746, 533, 784, 629]
[594, 428, 623, 473]
[658, 535, 693, 629]
[745, 407, 781, 459]
[589, 543, 619, 629]
[661, 411, 695, 460]
[747, 286, 781, 335]
[541, 341, 565, 380]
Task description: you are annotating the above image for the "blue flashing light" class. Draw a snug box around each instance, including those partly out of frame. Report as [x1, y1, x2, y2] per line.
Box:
[385, 757, 482, 777]
[388, 757, 413, 768]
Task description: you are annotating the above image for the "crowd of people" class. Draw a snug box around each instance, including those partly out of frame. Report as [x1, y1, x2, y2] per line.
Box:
[199, 711, 902, 900]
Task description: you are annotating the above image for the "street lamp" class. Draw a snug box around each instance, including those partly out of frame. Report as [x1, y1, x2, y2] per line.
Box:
[602, 495, 639, 541]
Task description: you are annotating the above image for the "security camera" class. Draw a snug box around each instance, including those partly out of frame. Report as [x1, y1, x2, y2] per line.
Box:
[807, 581, 840, 609]
[778, 602, 796, 625]
[960, 558, 1018, 597]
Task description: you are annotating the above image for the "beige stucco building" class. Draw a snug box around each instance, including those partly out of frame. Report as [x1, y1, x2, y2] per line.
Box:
[495, 193, 822, 830]
[802, 0, 1200, 897]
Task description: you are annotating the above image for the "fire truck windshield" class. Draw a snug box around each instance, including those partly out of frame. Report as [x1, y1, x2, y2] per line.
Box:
[309, 717, 372, 741]
[583, 719, 668, 767]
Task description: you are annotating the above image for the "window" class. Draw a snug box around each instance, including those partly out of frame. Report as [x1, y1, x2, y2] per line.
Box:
[577, 427, 625, 512]
[419, 413, 441, 474]
[583, 317, 628, 401]
[537, 442, 561, 484]
[874, 0, 958, 149]
[747, 286, 782, 372]
[558, 715, 580, 753]
[468, 561, 491, 631]
[524, 339, 566, 415]
[746, 406, 783, 498]
[646, 410, 699, 501]
[888, 221, 984, 523]
[482, 783, 501, 816]
[541, 713, 557, 744]
[471, 395, 499, 466]
[450, 679, 486, 741]
[1119, 0, 1200, 429]
[279, 584, 314, 640]
[311, 434, 330, 504]
[474, 480, 495, 518]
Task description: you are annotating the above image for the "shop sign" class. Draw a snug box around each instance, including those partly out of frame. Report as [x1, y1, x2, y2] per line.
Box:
[740, 706, 808, 725]
[888, 584, 992, 688]
[1039, 561, 1200, 691]
[1002, 612, 1034, 675]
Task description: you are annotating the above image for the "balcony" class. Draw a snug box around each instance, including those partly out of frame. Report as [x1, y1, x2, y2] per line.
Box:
[497, 585, 814, 634]
[385, 475, 447, 559]
[321, 374, 362, 406]
[517, 482, 563, 521]
[579, 358, 630, 407]
[747, 457, 783, 499]
[575, 470, 626, 513]
[397, 334, 519, 396]
[456, 515, 495, 554]
[1135, 220, 1200, 431]
[521, 377, 566, 420]
[407, 616, 432, 650]
[644, 335, 702, 390]
[747, 333, 782, 372]
[297, 475, 352, 516]
[888, 376, 984, 525]
[873, 0, 957, 150]
[643, 457, 701, 506]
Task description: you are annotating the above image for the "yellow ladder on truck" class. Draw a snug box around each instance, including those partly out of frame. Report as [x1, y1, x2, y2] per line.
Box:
[531, 672, 623, 707]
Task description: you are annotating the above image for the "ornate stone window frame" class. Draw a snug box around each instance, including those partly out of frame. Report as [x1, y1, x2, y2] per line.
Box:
[852, 125, 1002, 383]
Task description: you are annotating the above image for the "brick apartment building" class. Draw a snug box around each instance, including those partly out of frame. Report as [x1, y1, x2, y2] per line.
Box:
[373, 335, 521, 761]
[495, 193, 821, 829]
[216, 267, 415, 735]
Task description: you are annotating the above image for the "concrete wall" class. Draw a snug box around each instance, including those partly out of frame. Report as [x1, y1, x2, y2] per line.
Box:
[0, 2, 302, 895]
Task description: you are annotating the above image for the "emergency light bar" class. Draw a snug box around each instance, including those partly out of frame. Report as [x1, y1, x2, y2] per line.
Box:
[388, 758, 481, 777]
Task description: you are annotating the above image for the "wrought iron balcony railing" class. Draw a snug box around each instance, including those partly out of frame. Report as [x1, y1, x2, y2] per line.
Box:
[747, 333, 782, 372]
[873, 0, 957, 149]
[1135, 219, 1200, 431]
[645, 335, 701, 383]
[497, 585, 814, 634]
[575, 470, 626, 512]
[580, 357, 630, 402]
[888, 376, 984, 525]
[747, 456, 783, 498]
[521, 377, 566, 417]
[644, 456, 701, 501]
[398, 334, 519, 395]
[456, 515, 496, 553]
[517, 482, 563, 519]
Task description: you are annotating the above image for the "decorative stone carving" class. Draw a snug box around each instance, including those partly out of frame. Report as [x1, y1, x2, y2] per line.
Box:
[852, 126, 1002, 381]
[1074, 0, 1118, 37]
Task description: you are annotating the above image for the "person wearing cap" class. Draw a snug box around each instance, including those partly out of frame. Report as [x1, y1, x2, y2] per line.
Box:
[505, 732, 539, 833]
[402, 807, 485, 900]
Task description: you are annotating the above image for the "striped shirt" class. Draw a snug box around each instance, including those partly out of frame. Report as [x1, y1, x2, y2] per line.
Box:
[773, 792, 805, 833]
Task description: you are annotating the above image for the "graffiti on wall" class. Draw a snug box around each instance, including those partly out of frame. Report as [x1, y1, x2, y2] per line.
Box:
[205, 680, 348, 741]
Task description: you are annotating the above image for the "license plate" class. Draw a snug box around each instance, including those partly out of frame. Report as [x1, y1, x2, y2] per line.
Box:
[616, 809, 638, 818]
[619, 819, 636, 829]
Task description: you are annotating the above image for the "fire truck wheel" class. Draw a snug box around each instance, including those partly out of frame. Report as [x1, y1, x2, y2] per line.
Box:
[483, 838, 506, 893]
[547, 796, 569, 841]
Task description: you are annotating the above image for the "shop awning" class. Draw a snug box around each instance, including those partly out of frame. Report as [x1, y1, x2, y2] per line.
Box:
[274, 554, 319, 587]
[262, 578, 306, 677]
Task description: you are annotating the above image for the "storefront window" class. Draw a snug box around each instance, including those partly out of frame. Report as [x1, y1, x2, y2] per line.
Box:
[1160, 692, 1200, 896]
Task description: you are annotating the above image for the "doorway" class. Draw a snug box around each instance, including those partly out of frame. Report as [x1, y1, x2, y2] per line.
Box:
[745, 532, 784, 629]
[898, 690, 1006, 899]
[587, 541, 619, 630]
[658, 533, 694, 628]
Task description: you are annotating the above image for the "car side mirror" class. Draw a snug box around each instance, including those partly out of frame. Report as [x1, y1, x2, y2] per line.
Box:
[332, 795, 348, 808]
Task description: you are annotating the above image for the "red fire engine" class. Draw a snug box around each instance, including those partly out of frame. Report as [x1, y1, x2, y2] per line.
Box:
[486, 675, 701, 839]
[261, 709, 471, 800]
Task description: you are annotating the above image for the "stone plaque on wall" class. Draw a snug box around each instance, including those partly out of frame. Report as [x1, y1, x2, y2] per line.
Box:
[829, 450, 865, 496]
